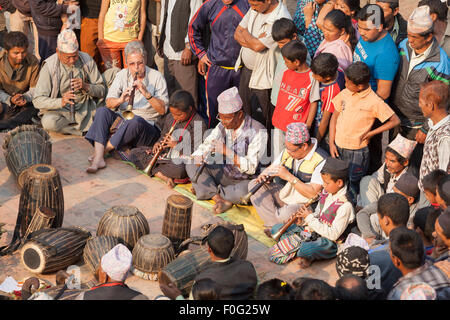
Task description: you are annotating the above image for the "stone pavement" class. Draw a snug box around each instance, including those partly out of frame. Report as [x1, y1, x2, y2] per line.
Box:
[0, 132, 338, 299]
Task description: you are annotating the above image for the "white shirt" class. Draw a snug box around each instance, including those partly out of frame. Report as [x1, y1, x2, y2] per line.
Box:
[426, 115, 450, 171]
[192, 117, 267, 175]
[305, 185, 355, 241]
[272, 138, 325, 185]
[106, 67, 169, 124]
[159, 0, 202, 60]
[373, 163, 408, 193]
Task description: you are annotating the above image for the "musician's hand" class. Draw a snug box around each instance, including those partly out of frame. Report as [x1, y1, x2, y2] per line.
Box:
[266, 165, 291, 181]
[152, 142, 161, 154]
[297, 205, 313, 220]
[134, 79, 149, 97]
[61, 90, 75, 106]
[120, 88, 133, 104]
[163, 139, 177, 149]
[10, 94, 27, 106]
[159, 282, 182, 300]
[71, 78, 89, 92]
[211, 139, 228, 156]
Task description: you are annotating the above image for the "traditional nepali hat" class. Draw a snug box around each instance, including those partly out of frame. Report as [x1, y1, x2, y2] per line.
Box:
[321, 157, 349, 177]
[376, 0, 398, 3]
[394, 172, 420, 199]
[408, 5, 434, 34]
[285, 122, 310, 145]
[335, 246, 370, 279]
[57, 28, 79, 53]
[101, 244, 132, 281]
[217, 87, 243, 114]
[400, 282, 436, 300]
[388, 134, 417, 159]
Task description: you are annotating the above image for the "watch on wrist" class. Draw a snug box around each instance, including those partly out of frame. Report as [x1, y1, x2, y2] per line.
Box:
[290, 177, 299, 185]
[146, 93, 153, 100]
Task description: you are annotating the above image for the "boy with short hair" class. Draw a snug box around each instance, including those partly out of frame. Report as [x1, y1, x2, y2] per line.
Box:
[436, 176, 450, 210]
[329, 61, 401, 202]
[268, 157, 355, 268]
[310, 52, 345, 151]
[422, 170, 448, 208]
[272, 40, 320, 134]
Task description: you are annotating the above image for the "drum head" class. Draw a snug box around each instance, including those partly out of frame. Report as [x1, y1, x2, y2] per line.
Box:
[167, 194, 193, 209]
[21, 242, 46, 274]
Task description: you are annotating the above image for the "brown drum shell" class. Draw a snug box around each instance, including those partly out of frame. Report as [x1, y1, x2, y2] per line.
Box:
[162, 195, 193, 250]
[24, 207, 56, 240]
[132, 234, 175, 280]
[2, 125, 52, 189]
[158, 246, 213, 296]
[83, 235, 122, 277]
[96, 205, 150, 250]
[21, 227, 91, 274]
[18, 164, 64, 237]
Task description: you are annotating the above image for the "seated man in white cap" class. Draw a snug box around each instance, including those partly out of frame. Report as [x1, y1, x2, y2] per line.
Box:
[32, 28, 106, 136]
[76, 244, 148, 300]
[186, 86, 267, 214]
[357, 134, 418, 210]
[249, 122, 328, 228]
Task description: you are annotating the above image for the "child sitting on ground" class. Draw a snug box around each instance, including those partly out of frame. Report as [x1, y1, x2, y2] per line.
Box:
[268, 157, 355, 268]
[310, 52, 345, 152]
[422, 170, 448, 209]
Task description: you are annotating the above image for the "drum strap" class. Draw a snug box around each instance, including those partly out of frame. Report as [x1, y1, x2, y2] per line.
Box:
[0, 209, 24, 256]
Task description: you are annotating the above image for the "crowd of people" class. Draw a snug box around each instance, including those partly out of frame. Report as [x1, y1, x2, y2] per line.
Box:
[0, 0, 449, 300]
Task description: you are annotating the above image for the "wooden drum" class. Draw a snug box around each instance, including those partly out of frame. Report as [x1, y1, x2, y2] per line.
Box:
[96, 205, 149, 250]
[83, 235, 122, 277]
[162, 195, 193, 250]
[18, 164, 64, 237]
[158, 247, 213, 296]
[2, 125, 52, 189]
[24, 207, 56, 240]
[132, 234, 175, 281]
[21, 227, 91, 274]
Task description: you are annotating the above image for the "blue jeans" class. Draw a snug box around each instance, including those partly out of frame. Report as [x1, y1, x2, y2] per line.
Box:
[337, 145, 370, 204]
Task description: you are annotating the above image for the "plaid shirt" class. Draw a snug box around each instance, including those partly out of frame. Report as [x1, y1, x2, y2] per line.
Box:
[293, 0, 324, 57]
[388, 262, 450, 300]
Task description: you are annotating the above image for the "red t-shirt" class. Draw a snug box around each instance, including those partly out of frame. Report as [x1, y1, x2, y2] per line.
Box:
[272, 69, 315, 131]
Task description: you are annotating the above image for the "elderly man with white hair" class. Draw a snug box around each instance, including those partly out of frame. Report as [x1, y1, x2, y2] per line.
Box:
[76, 244, 148, 300]
[32, 28, 106, 136]
[84, 40, 169, 173]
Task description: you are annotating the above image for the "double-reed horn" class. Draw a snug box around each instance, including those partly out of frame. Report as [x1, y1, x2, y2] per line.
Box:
[122, 72, 139, 120]
[240, 157, 289, 205]
[67, 69, 78, 127]
[143, 121, 179, 175]
[271, 194, 320, 242]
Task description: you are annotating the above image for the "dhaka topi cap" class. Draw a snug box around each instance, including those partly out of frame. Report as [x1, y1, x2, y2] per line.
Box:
[217, 87, 243, 114]
[101, 244, 132, 282]
[335, 246, 370, 279]
[400, 282, 436, 300]
[376, 0, 398, 4]
[321, 157, 349, 177]
[285, 122, 310, 145]
[394, 172, 420, 199]
[387, 134, 417, 159]
[57, 28, 79, 54]
[408, 5, 434, 34]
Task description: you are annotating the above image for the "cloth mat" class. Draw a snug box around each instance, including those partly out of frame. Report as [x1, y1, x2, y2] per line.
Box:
[124, 161, 276, 247]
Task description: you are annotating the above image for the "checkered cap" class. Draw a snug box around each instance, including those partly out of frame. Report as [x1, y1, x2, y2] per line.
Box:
[285, 122, 310, 145]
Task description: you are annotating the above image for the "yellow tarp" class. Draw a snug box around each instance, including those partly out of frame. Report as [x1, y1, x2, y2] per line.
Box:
[125, 161, 275, 247]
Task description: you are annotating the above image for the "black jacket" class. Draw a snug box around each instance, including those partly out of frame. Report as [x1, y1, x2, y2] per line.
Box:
[12, 0, 31, 16]
[28, 0, 68, 36]
[195, 258, 258, 300]
[83, 282, 147, 300]
[0, 0, 16, 13]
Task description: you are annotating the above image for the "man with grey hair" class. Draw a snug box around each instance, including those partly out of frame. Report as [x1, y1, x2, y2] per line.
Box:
[84, 40, 169, 173]
[33, 28, 106, 136]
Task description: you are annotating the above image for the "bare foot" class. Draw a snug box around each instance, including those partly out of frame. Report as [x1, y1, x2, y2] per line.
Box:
[86, 160, 106, 174]
[298, 257, 312, 269]
[190, 186, 196, 195]
[88, 155, 94, 163]
[155, 172, 175, 188]
[264, 228, 273, 238]
[365, 237, 375, 245]
[212, 200, 233, 214]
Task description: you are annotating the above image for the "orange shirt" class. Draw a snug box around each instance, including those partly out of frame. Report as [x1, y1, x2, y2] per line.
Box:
[332, 87, 395, 150]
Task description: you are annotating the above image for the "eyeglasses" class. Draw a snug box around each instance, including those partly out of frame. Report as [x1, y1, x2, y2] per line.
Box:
[216, 114, 235, 124]
[286, 145, 302, 153]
